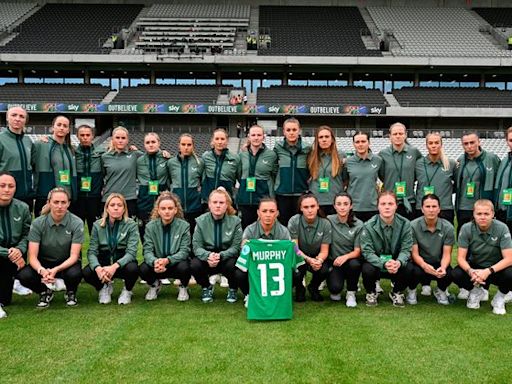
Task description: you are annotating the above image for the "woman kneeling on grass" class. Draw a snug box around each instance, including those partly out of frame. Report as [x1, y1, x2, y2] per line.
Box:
[17, 188, 83, 308]
[288, 192, 332, 302]
[360, 191, 413, 308]
[140, 192, 192, 302]
[82, 193, 140, 305]
[326, 193, 364, 307]
[190, 187, 242, 303]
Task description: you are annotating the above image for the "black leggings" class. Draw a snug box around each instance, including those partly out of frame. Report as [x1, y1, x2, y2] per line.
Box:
[452, 265, 512, 294]
[189, 257, 238, 289]
[294, 262, 330, 291]
[407, 263, 452, 291]
[239, 205, 259, 229]
[72, 196, 102, 235]
[17, 262, 82, 294]
[276, 195, 299, 225]
[0, 258, 18, 306]
[139, 260, 191, 286]
[362, 261, 412, 294]
[327, 258, 362, 294]
[82, 261, 139, 291]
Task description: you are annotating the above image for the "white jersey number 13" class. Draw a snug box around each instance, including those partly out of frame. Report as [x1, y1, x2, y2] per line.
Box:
[257, 263, 285, 297]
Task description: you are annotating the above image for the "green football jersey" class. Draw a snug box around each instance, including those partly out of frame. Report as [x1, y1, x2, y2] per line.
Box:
[236, 239, 305, 321]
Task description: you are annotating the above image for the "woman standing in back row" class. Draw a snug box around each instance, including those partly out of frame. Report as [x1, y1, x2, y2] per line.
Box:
[33, 115, 77, 216]
[137, 132, 169, 238]
[415, 132, 456, 222]
[201, 129, 239, 203]
[307, 125, 344, 216]
[378, 122, 422, 220]
[344, 131, 382, 223]
[101, 126, 140, 218]
[274, 118, 310, 224]
[237, 125, 277, 228]
[167, 133, 204, 233]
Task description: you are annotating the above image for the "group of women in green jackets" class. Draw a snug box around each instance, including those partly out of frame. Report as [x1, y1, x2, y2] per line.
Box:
[2, 111, 512, 318]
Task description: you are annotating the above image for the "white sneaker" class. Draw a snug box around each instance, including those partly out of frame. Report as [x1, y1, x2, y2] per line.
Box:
[504, 291, 512, 303]
[491, 291, 507, 315]
[406, 288, 417, 305]
[366, 292, 378, 306]
[209, 274, 220, 286]
[13, 279, 32, 295]
[244, 294, 249, 308]
[139, 280, 147, 284]
[318, 281, 326, 291]
[467, 287, 484, 309]
[433, 288, 449, 305]
[375, 280, 384, 295]
[420, 285, 432, 296]
[0, 305, 7, 319]
[160, 278, 171, 285]
[98, 283, 112, 304]
[220, 276, 229, 288]
[177, 285, 189, 302]
[389, 291, 405, 308]
[54, 278, 66, 292]
[145, 280, 162, 301]
[189, 276, 197, 286]
[330, 293, 342, 302]
[118, 287, 133, 305]
[458, 288, 469, 300]
[481, 289, 489, 302]
[173, 279, 181, 286]
[346, 291, 357, 308]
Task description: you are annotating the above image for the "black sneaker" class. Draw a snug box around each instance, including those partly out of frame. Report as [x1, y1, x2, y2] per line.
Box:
[65, 291, 78, 307]
[295, 285, 306, 302]
[37, 289, 54, 308]
[308, 285, 324, 302]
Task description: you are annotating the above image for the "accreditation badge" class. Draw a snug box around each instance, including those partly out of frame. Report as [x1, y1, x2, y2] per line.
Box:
[318, 177, 330, 193]
[80, 176, 92, 192]
[423, 185, 435, 195]
[394, 181, 406, 197]
[465, 182, 475, 198]
[503, 188, 512, 205]
[58, 170, 71, 185]
[148, 180, 159, 195]
[246, 177, 256, 192]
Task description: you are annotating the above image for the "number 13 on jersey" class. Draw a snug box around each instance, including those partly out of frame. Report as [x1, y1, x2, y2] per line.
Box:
[236, 239, 305, 321]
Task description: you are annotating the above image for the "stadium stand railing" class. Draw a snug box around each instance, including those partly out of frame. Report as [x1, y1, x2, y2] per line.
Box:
[112, 84, 233, 104]
[0, 84, 110, 104]
[257, 85, 388, 106]
[393, 87, 512, 108]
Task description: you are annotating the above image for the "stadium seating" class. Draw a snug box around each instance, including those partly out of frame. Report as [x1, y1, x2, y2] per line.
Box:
[0, 2, 37, 30]
[146, 3, 250, 19]
[135, 3, 249, 54]
[258, 6, 382, 57]
[393, 87, 512, 108]
[0, 3, 143, 54]
[257, 86, 388, 106]
[0, 84, 110, 103]
[113, 85, 230, 104]
[368, 7, 512, 57]
[474, 8, 512, 27]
